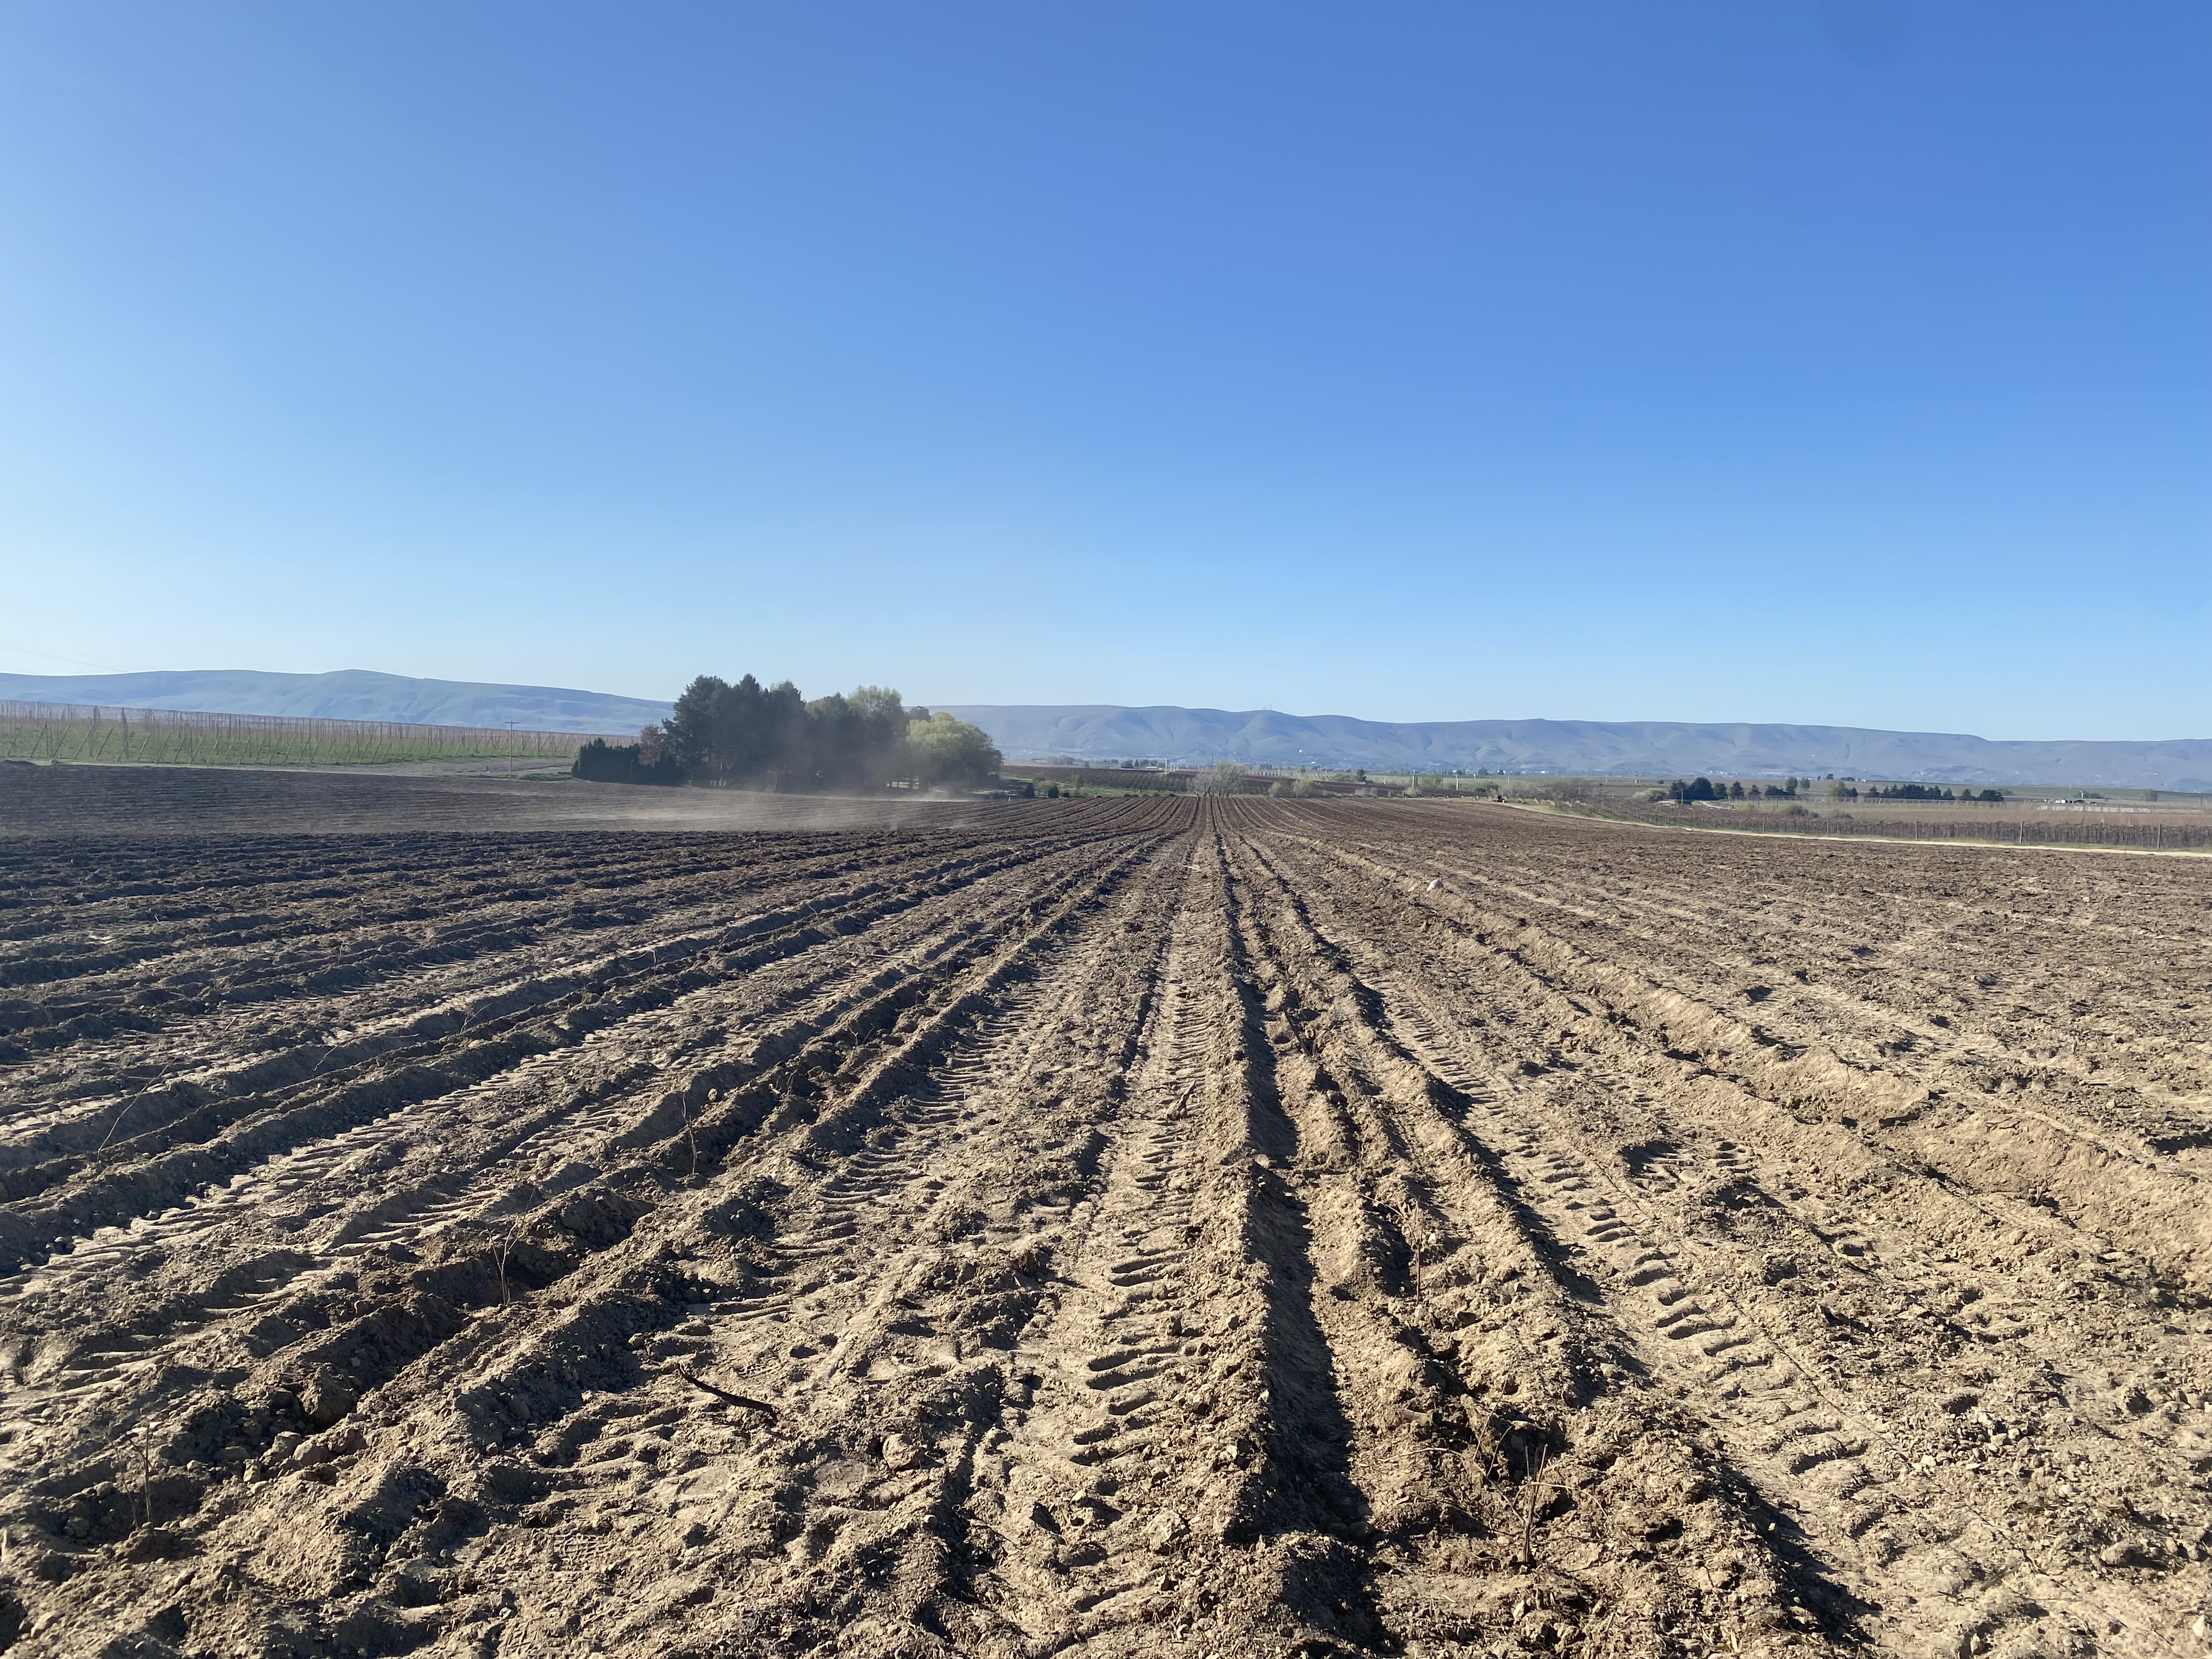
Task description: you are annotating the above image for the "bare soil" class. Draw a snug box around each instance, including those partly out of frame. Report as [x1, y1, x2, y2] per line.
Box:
[0, 764, 985, 839]
[1, 780, 2208, 1658]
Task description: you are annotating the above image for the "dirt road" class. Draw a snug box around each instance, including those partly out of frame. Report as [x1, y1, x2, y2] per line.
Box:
[1, 792, 2206, 1657]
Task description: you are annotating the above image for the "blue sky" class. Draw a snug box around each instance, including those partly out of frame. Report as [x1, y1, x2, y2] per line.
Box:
[1, 2, 2204, 738]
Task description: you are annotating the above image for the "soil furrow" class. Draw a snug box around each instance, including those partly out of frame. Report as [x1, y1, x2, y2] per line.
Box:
[3, 787, 2205, 1658]
[1249, 811, 2210, 1657]
[0, 831, 1171, 1447]
[1230, 834, 1821, 1656]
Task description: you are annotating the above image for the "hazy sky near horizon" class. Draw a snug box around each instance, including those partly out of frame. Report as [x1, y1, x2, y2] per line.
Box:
[1, 3, 2205, 739]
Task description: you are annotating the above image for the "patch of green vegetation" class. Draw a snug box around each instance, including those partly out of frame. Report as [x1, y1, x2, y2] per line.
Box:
[0, 708, 580, 768]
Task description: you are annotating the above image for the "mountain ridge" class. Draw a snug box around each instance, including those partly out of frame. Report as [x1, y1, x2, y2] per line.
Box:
[2, 672, 2203, 788]
[0, 669, 673, 736]
[940, 704, 2212, 791]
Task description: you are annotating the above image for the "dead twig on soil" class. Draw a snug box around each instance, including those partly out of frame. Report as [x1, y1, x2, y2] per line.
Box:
[493, 1216, 527, 1307]
[98, 1086, 157, 1153]
[1517, 1443, 1564, 1570]
[127, 1431, 157, 1532]
[678, 1365, 778, 1419]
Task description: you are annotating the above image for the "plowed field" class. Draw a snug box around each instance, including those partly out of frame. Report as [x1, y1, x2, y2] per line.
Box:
[2, 788, 2208, 1658]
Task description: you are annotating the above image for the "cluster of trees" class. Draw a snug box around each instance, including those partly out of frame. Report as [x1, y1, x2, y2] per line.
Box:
[1664, 775, 1815, 802]
[1659, 775, 2010, 805]
[1663, 777, 1729, 802]
[1848, 783, 2006, 803]
[572, 675, 1002, 792]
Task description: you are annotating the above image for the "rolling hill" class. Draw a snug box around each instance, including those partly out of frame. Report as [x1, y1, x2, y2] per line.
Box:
[940, 705, 2212, 791]
[0, 669, 673, 736]
[4, 671, 2204, 787]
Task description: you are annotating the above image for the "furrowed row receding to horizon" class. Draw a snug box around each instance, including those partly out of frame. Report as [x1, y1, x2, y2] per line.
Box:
[0, 769, 2205, 1657]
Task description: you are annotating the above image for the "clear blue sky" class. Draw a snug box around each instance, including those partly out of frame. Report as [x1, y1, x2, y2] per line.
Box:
[1, 3, 2204, 738]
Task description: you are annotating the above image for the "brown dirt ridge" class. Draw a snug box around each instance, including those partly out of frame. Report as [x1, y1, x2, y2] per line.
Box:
[0, 785, 2207, 1658]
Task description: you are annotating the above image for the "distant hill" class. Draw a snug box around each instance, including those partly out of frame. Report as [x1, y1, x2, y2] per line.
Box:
[0, 669, 673, 736]
[940, 705, 2212, 791]
[7, 674, 2203, 788]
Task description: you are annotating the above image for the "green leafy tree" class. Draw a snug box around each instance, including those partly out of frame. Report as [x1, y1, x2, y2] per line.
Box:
[799, 685, 911, 790]
[908, 711, 1002, 789]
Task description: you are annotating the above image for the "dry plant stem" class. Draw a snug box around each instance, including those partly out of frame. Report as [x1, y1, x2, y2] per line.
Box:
[95, 1094, 140, 1153]
[493, 1217, 526, 1307]
[1518, 1443, 1560, 1570]
[128, 1435, 155, 1533]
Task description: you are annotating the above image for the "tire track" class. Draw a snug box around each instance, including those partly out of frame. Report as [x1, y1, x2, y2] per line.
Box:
[0, 825, 1115, 1155]
[0, 824, 1178, 1507]
[1251, 819, 2204, 1658]
[959, 838, 1227, 1652]
[415, 825, 1194, 1655]
[1229, 833, 1816, 1657]
[8, 792, 2206, 1657]
[0, 828, 1128, 1259]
